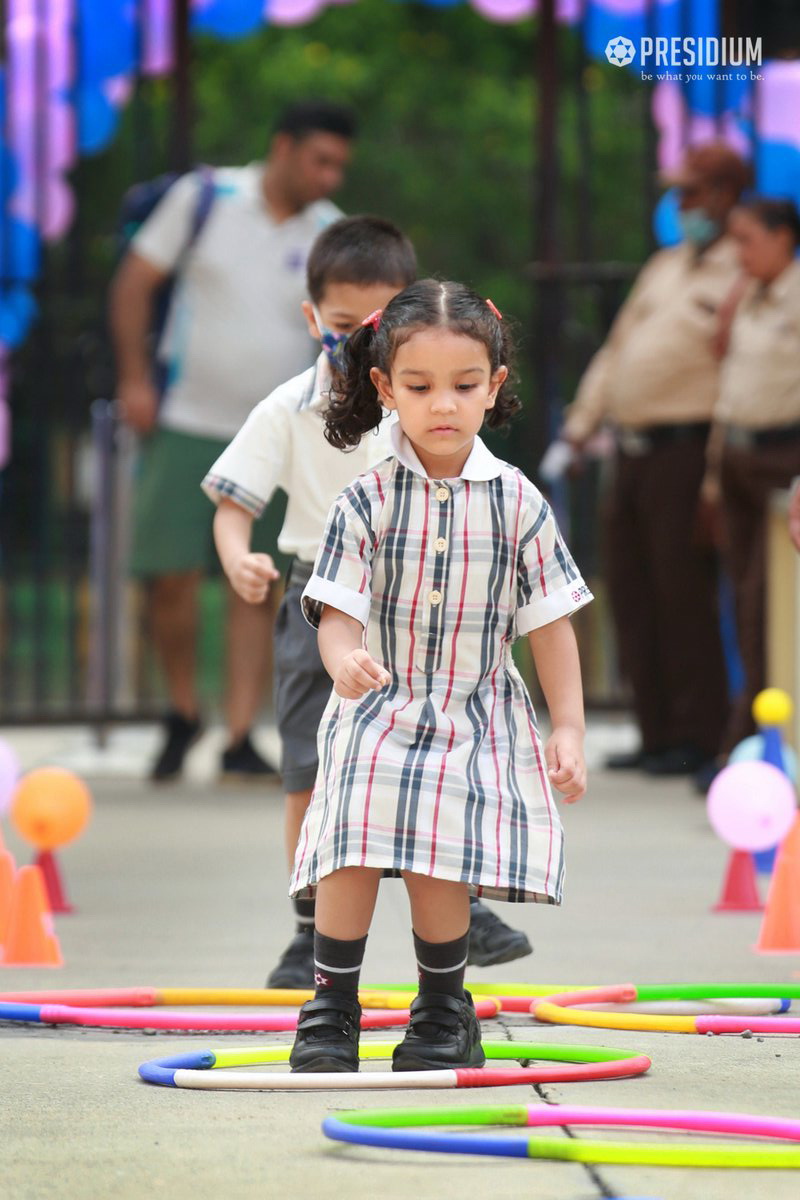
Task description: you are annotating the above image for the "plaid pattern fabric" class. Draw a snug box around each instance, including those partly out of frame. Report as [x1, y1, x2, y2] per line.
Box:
[292, 434, 592, 904]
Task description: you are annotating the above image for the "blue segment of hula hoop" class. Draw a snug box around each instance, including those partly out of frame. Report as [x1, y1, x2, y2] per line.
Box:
[0, 1002, 44, 1022]
[137, 1051, 216, 1086]
[780, 999, 791, 1013]
[322, 1117, 529, 1158]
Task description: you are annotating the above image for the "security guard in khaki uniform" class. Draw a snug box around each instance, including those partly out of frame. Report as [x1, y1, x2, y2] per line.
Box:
[711, 197, 800, 754]
[563, 143, 752, 776]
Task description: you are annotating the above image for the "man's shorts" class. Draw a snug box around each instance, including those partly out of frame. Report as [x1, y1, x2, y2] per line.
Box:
[274, 574, 332, 793]
[130, 426, 289, 577]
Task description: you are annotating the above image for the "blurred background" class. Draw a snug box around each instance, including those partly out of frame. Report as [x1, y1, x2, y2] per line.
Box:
[0, 0, 798, 731]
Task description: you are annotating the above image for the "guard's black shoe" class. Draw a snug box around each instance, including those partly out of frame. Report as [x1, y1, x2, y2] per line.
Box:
[266, 930, 315, 989]
[467, 900, 532, 967]
[150, 711, 203, 782]
[220, 733, 278, 781]
[643, 744, 711, 777]
[604, 748, 648, 770]
[392, 991, 485, 1071]
[289, 994, 362, 1073]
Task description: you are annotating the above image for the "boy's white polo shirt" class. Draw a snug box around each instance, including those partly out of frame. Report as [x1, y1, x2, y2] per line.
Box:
[202, 354, 395, 563]
[133, 163, 341, 441]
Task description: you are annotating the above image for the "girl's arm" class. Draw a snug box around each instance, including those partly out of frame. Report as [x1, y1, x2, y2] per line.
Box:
[527, 615, 586, 803]
[318, 606, 390, 699]
[213, 498, 280, 603]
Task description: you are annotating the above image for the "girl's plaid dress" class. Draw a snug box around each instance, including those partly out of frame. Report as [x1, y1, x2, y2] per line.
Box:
[291, 426, 592, 904]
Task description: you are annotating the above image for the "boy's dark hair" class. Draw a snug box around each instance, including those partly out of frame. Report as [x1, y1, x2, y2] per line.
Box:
[307, 215, 417, 303]
[325, 278, 520, 450]
[735, 195, 800, 247]
[272, 99, 358, 143]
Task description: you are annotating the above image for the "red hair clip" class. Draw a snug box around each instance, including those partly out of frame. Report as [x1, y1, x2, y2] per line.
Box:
[486, 298, 503, 321]
[362, 309, 383, 332]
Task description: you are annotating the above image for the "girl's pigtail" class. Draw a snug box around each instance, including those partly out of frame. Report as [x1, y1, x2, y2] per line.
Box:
[324, 323, 384, 450]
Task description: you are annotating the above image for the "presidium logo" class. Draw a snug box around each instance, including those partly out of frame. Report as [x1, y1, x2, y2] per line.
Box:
[605, 34, 762, 73]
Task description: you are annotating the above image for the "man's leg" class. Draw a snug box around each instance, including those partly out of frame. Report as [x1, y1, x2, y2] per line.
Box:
[146, 570, 205, 780]
[150, 570, 203, 719]
[221, 583, 278, 776]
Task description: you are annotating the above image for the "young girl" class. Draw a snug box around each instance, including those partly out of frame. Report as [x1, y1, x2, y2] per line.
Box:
[289, 279, 591, 1074]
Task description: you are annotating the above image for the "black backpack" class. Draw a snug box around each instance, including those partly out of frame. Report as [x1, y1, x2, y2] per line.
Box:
[116, 165, 216, 390]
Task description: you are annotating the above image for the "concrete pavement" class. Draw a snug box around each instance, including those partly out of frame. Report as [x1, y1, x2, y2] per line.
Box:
[1, 719, 799, 1200]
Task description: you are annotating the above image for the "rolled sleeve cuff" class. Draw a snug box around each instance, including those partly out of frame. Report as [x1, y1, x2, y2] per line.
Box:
[301, 575, 372, 630]
[516, 581, 593, 636]
[201, 474, 266, 518]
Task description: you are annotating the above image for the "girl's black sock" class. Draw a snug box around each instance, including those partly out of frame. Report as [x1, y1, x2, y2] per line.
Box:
[313, 931, 367, 1000]
[293, 896, 316, 935]
[413, 928, 470, 999]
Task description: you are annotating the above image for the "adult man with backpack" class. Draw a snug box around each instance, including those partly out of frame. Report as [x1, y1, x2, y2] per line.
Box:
[109, 99, 356, 782]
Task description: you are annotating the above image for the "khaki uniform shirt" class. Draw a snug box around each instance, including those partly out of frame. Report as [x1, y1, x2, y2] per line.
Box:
[716, 259, 800, 429]
[563, 238, 740, 441]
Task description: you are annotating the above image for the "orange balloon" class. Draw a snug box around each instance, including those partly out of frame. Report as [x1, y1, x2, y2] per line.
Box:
[10, 767, 92, 851]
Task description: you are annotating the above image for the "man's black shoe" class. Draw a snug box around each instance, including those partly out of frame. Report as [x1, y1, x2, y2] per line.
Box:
[604, 748, 649, 770]
[150, 712, 203, 782]
[643, 745, 712, 776]
[467, 900, 532, 967]
[266, 930, 315, 989]
[392, 990, 485, 1071]
[220, 733, 278, 781]
[289, 994, 361, 1073]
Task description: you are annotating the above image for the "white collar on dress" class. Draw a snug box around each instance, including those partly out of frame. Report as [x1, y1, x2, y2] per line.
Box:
[390, 422, 504, 481]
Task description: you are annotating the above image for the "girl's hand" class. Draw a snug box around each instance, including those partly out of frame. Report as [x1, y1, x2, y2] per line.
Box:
[228, 552, 280, 603]
[545, 727, 586, 803]
[334, 650, 391, 699]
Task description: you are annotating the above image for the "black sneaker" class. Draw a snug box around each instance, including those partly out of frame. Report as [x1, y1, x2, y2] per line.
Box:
[266, 930, 315, 989]
[289, 994, 362, 1073]
[220, 733, 278, 781]
[392, 990, 485, 1071]
[150, 712, 203, 782]
[467, 900, 532, 967]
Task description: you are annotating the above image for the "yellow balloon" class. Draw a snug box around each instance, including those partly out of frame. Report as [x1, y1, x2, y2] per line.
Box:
[752, 688, 794, 728]
[10, 767, 92, 851]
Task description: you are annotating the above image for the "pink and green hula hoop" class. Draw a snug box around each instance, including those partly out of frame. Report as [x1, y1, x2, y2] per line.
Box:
[323, 1103, 800, 1167]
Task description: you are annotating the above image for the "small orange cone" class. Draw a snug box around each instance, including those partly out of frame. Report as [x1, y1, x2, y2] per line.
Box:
[0, 849, 16, 941]
[713, 849, 763, 912]
[755, 815, 800, 954]
[0, 864, 63, 967]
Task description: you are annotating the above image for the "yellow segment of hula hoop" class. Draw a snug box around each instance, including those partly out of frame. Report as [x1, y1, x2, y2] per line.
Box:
[156, 988, 415, 1010]
[534, 1001, 699, 1034]
[526, 1137, 800, 1168]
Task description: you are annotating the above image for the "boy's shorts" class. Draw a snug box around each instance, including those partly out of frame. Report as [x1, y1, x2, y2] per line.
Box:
[274, 566, 332, 793]
[130, 426, 289, 577]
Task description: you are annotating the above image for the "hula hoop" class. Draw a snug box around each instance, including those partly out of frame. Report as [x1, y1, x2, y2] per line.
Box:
[0, 996, 499, 1033]
[373, 982, 791, 1015]
[322, 1103, 800, 1167]
[0, 987, 415, 1010]
[533, 985, 800, 1035]
[137, 1039, 650, 1090]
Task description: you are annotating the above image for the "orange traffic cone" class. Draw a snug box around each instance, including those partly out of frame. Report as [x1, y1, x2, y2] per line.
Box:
[0, 849, 16, 941]
[755, 815, 800, 954]
[713, 849, 763, 912]
[0, 864, 63, 967]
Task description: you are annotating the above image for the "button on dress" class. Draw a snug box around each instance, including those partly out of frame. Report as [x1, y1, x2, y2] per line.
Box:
[291, 428, 592, 904]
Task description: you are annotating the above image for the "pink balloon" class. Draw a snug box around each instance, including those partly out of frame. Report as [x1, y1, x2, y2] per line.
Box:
[0, 739, 22, 818]
[707, 761, 797, 852]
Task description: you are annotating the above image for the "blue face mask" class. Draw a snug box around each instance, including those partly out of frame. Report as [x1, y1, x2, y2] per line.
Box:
[678, 207, 721, 246]
[313, 307, 350, 372]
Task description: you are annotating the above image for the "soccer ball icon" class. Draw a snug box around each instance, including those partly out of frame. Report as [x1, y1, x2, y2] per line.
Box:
[605, 36, 636, 67]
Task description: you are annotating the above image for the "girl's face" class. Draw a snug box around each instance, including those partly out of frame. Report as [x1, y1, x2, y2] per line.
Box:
[370, 327, 508, 478]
